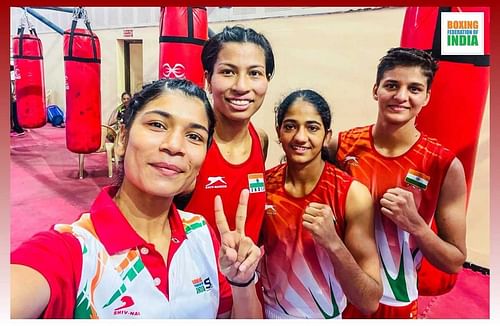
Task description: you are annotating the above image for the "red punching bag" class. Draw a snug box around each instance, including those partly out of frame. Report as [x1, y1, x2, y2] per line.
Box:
[12, 26, 47, 128]
[159, 7, 208, 88]
[64, 16, 101, 154]
[401, 7, 490, 295]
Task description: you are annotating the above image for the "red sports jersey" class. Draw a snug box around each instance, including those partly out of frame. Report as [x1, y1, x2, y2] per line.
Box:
[186, 123, 266, 243]
[260, 162, 353, 318]
[336, 125, 455, 307]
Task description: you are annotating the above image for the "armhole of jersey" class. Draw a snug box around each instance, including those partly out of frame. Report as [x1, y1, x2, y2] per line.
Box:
[439, 152, 458, 190]
[336, 167, 354, 235]
[336, 131, 343, 160]
[249, 123, 264, 159]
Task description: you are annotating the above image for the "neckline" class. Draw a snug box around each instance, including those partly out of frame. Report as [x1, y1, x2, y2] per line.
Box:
[368, 124, 424, 160]
[212, 123, 260, 168]
[281, 161, 328, 200]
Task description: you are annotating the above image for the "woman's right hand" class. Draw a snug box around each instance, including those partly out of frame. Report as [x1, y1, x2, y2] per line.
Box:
[214, 189, 263, 285]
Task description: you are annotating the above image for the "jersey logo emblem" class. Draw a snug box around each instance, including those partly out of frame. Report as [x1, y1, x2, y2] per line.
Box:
[343, 155, 359, 166]
[113, 296, 141, 316]
[192, 277, 213, 294]
[248, 173, 265, 193]
[265, 204, 277, 216]
[205, 176, 227, 189]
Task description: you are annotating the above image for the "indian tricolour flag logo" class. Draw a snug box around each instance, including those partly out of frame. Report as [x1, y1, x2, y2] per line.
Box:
[248, 173, 265, 193]
[405, 169, 430, 190]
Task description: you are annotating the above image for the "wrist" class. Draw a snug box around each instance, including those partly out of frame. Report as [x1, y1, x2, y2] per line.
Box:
[226, 271, 258, 288]
[413, 225, 431, 244]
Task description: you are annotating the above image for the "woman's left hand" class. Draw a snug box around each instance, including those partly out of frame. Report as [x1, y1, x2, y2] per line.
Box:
[214, 189, 263, 284]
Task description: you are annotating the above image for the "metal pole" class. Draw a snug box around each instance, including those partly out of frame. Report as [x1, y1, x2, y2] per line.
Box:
[21, 7, 64, 35]
[33, 7, 74, 14]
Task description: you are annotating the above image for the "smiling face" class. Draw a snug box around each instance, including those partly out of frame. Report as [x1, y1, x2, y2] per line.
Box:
[121, 93, 131, 106]
[279, 99, 331, 166]
[373, 65, 431, 126]
[207, 42, 268, 123]
[115, 91, 209, 199]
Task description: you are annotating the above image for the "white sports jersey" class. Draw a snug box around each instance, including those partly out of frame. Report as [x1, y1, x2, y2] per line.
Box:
[55, 211, 221, 318]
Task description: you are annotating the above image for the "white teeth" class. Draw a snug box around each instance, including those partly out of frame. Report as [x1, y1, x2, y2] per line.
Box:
[229, 99, 250, 106]
[292, 145, 309, 151]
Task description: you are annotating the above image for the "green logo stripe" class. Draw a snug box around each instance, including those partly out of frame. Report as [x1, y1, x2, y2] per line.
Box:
[75, 284, 92, 318]
[102, 257, 145, 308]
[380, 243, 410, 302]
[133, 257, 145, 273]
[309, 278, 340, 319]
[102, 287, 123, 308]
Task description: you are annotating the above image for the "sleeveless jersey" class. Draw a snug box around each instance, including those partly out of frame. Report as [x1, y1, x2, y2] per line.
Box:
[336, 125, 455, 306]
[54, 211, 221, 318]
[186, 123, 266, 243]
[260, 162, 353, 318]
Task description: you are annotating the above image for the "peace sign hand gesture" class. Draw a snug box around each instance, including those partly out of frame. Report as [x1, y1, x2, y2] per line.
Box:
[214, 189, 262, 285]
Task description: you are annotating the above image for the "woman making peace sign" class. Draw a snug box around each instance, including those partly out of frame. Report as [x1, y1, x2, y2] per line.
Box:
[11, 79, 262, 319]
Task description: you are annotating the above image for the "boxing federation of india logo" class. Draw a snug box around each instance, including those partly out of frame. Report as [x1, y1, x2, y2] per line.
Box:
[192, 277, 213, 294]
[441, 12, 484, 55]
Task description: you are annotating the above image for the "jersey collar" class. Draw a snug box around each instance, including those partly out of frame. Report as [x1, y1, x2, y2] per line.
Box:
[90, 186, 187, 255]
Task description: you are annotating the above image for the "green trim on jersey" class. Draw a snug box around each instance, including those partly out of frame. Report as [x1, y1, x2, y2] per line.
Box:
[75, 283, 92, 318]
[310, 278, 340, 319]
[380, 244, 410, 302]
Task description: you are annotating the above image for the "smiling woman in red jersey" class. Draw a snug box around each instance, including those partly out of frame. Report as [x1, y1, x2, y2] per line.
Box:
[184, 25, 275, 245]
[260, 89, 382, 319]
[330, 48, 467, 319]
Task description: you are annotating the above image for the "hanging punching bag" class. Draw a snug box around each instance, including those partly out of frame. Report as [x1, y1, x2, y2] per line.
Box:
[401, 7, 490, 296]
[64, 18, 101, 153]
[12, 27, 47, 128]
[159, 7, 208, 88]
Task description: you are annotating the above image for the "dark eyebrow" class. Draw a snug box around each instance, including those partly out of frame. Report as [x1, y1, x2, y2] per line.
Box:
[218, 62, 265, 70]
[384, 79, 425, 88]
[283, 118, 322, 125]
[144, 110, 209, 134]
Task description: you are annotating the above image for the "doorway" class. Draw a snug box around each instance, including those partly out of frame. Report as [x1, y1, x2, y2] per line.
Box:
[124, 40, 143, 95]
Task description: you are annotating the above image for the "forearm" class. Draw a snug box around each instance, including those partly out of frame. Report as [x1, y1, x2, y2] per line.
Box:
[327, 242, 382, 315]
[413, 226, 466, 273]
[230, 284, 262, 318]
